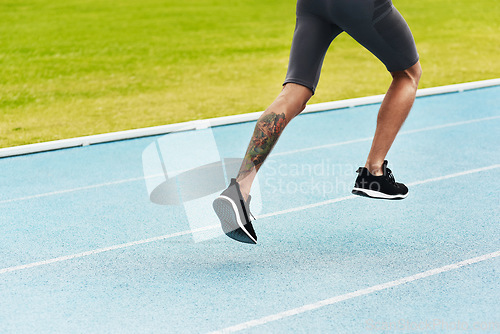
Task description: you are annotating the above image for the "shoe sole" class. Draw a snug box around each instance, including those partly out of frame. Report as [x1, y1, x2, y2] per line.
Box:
[213, 196, 257, 244]
[352, 187, 408, 200]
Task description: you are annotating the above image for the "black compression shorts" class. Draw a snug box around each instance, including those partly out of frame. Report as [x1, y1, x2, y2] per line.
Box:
[284, 0, 419, 94]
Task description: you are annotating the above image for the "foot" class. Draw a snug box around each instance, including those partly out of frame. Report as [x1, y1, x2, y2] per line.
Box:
[352, 160, 408, 199]
[213, 179, 258, 244]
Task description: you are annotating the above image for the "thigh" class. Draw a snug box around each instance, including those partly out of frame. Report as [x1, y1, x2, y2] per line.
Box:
[336, 0, 419, 72]
[284, 11, 343, 94]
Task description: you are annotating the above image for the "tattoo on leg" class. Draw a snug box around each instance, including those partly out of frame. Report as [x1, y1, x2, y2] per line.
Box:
[237, 112, 287, 179]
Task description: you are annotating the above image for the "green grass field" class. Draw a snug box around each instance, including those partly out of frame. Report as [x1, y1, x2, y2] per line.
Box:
[1, 0, 499, 148]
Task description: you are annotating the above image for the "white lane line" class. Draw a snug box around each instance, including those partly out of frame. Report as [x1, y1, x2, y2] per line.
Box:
[0, 225, 217, 275]
[209, 250, 500, 334]
[400, 116, 500, 135]
[273, 137, 373, 157]
[257, 195, 357, 219]
[272, 115, 500, 157]
[0, 173, 164, 205]
[1, 115, 498, 205]
[407, 164, 500, 186]
[258, 164, 500, 219]
[0, 177, 145, 205]
[1, 164, 498, 275]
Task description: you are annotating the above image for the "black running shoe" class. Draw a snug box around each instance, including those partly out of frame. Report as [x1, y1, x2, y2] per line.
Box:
[213, 178, 257, 244]
[352, 160, 408, 199]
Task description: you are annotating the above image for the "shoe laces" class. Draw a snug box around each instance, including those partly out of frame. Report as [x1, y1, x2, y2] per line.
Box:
[386, 168, 396, 184]
[245, 194, 256, 221]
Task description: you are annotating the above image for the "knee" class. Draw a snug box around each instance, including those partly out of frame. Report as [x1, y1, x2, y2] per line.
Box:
[277, 83, 312, 118]
[411, 61, 422, 85]
[276, 95, 306, 120]
[392, 61, 422, 89]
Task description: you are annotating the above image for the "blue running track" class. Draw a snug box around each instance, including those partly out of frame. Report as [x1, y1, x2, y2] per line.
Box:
[1, 86, 499, 333]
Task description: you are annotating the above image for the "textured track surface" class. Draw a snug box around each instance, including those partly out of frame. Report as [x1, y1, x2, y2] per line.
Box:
[1, 86, 499, 333]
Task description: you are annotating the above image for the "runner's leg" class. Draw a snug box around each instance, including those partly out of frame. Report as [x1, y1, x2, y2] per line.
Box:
[365, 61, 422, 175]
[331, 1, 421, 175]
[236, 6, 342, 201]
[236, 83, 312, 201]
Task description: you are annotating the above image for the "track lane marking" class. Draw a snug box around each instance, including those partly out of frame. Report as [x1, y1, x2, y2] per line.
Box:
[1, 116, 498, 205]
[258, 164, 500, 219]
[0, 164, 498, 275]
[272, 115, 500, 157]
[0, 225, 216, 275]
[209, 250, 500, 333]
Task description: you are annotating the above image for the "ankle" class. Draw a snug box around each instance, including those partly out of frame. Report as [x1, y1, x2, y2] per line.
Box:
[235, 178, 250, 201]
[364, 161, 384, 176]
[240, 190, 250, 202]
